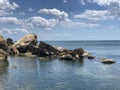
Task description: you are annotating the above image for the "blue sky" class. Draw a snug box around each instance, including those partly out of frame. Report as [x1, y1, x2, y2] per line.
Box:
[0, 0, 120, 40]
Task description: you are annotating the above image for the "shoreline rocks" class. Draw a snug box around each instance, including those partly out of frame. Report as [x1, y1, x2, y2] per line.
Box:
[0, 35, 9, 61]
[0, 33, 115, 65]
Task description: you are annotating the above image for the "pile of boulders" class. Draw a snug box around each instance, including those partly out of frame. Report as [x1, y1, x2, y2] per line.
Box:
[7, 33, 93, 61]
[0, 33, 115, 64]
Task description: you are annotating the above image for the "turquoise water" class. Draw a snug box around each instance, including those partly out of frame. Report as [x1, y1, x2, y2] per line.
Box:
[0, 41, 120, 90]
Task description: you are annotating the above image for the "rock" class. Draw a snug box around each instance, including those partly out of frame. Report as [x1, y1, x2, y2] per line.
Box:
[0, 35, 8, 61]
[52, 45, 66, 52]
[87, 56, 95, 59]
[101, 58, 115, 64]
[82, 52, 90, 57]
[59, 54, 75, 60]
[6, 38, 14, 46]
[38, 41, 60, 56]
[20, 52, 37, 57]
[73, 48, 84, 57]
[11, 34, 37, 55]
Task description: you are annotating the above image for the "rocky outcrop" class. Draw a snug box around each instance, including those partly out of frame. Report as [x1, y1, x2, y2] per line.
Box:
[38, 41, 60, 56]
[7, 34, 95, 62]
[10, 34, 37, 55]
[101, 58, 115, 64]
[0, 35, 8, 61]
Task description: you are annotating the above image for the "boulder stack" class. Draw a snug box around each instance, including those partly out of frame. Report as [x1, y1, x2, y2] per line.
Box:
[10, 33, 37, 55]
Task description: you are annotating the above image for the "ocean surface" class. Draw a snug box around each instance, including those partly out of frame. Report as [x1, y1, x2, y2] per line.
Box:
[0, 41, 120, 90]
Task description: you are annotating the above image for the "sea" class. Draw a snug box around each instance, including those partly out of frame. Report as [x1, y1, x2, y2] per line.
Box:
[0, 40, 120, 90]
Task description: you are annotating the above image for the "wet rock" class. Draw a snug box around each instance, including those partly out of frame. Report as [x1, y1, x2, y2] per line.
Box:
[20, 52, 37, 57]
[11, 34, 37, 55]
[87, 56, 95, 59]
[101, 58, 115, 64]
[39, 55, 57, 61]
[59, 54, 75, 61]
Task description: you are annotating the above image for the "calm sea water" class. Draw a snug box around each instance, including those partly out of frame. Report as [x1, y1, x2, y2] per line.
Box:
[0, 41, 120, 90]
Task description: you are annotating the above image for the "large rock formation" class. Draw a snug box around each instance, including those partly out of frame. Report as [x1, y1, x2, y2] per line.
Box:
[38, 41, 60, 56]
[10, 34, 37, 55]
[0, 35, 8, 61]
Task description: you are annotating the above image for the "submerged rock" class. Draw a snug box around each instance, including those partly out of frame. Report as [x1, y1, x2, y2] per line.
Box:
[101, 58, 115, 64]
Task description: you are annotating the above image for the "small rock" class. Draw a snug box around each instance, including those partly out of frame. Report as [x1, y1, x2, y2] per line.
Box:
[60, 54, 75, 60]
[87, 56, 95, 59]
[101, 58, 115, 64]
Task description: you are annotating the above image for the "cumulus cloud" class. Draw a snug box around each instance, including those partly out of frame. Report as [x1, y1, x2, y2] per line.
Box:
[89, 0, 120, 19]
[0, 28, 29, 35]
[38, 8, 69, 19]
[91, 0, 120, 6]
[0, 0, 19, 10]
[0, 17, 22, 25]
[74, 10, 112, 21]
[0, 0, 19, 16]
[26, 16, 58, 30]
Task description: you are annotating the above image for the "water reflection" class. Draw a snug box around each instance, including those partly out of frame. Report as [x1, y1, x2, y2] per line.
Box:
[0, 61, 9, 90]
[0, 61, 9, 74]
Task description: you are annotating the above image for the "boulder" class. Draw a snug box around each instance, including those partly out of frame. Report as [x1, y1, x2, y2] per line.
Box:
[59, 54, 75, 60]
[82, 52, 90, 57]
[11, 34, 37, 55]
[87, 56, 95, 59]
[38, 41, 60, 56]
[73, 48, 84, 57]
[0, 35, 8, 61]
[101, 58, 115, 64]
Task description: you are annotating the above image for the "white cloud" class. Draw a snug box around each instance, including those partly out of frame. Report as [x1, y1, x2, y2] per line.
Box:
[80, 0, 86, 5]
[60, 18, 100, 28]
[38, 8, 69, 19]
[0, 0, 19, 16]
[74, 9, 114, 21]
[91, 0, 120, 6]
[0, 0, 19, 10]
[28, 7, 34, 12]
[0, 28, 29, 35]
[26, 16, 58, 30]
[63, 0, 68, 3]
[88, 0, 120, 19]
[0, 17, 22, 25]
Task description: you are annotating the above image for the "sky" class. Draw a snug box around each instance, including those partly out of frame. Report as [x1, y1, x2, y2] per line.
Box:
[0, 0, 120, 40]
